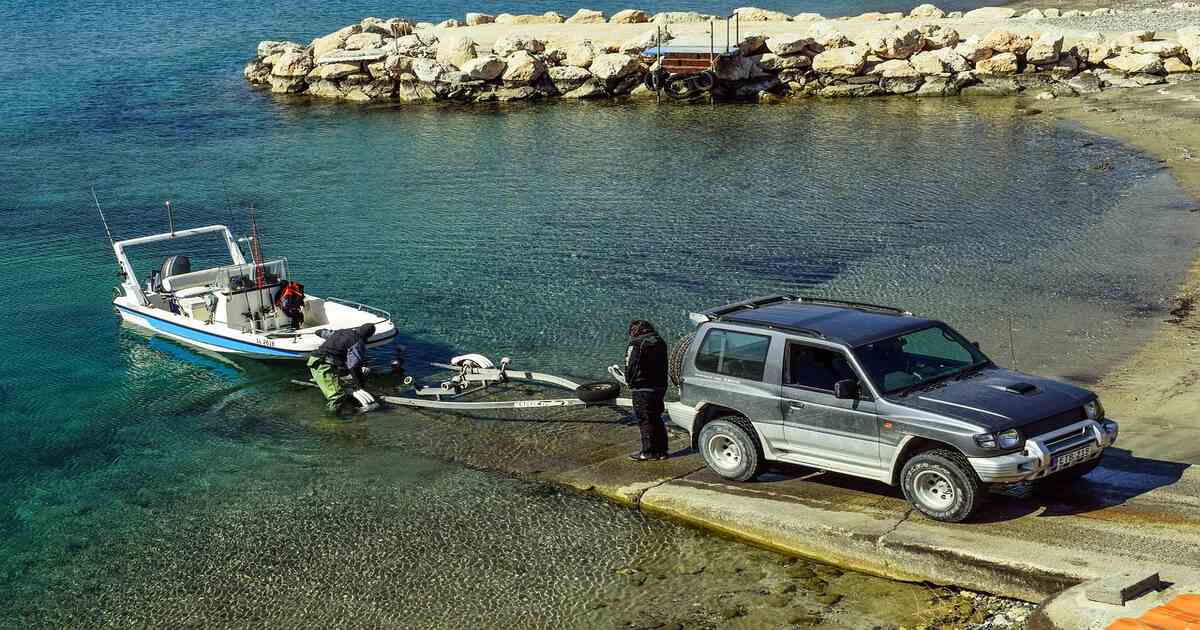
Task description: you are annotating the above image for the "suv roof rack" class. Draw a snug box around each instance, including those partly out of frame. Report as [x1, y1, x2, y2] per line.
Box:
[792, 296, 913, 316]
[703, 294, 912, 319]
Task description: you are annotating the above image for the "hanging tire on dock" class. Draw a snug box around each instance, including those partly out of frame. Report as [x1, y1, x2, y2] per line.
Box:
[669, 332, 695, 387]
[664, 71, 716, 100]
[575, 381, 621, 403]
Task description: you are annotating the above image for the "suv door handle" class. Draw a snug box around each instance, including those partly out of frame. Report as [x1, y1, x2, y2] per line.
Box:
[789, 402, 806, 410]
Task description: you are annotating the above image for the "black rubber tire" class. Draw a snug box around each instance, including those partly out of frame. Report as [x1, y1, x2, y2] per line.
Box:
[697, 416, 766, 482]
[1039, 456, 1102, 487]
[900, 448, 985, 523]
[576, 381, 621, 403]
[695, 70, 716, 90]
[668, 332, 695, 387]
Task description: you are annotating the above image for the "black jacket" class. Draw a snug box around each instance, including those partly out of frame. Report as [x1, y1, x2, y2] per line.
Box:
[626, 332, 668, 390]
[313, 324, 374, 388]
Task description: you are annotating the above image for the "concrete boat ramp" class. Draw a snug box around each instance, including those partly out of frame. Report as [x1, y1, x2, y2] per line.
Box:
[392, 388, 1200, 614]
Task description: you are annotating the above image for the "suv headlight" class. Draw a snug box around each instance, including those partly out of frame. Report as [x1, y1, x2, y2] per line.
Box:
[1084, 399, 1105, 420]
[974, 429, 1022, 450]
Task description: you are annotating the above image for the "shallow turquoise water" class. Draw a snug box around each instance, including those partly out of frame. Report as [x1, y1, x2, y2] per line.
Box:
[3, 1, 1200, 628]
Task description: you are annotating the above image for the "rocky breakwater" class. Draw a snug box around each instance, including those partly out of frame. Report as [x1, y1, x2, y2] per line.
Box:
[243, 9, 1200, 104]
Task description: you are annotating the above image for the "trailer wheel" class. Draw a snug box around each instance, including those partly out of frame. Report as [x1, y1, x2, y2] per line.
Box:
[576, 381, 621, 403]
[669, 332, 695, 387]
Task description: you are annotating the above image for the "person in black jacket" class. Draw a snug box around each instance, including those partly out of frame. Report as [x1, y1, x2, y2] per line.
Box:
[306, 323, 377, 412]
[625, 319, 670, 461]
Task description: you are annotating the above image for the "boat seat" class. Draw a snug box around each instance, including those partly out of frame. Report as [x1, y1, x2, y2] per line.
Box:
[174, 286, 214, 299]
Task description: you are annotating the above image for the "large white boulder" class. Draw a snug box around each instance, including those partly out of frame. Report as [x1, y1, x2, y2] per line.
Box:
[979, 29, 1032, 55]
[767, 33, 819, 56]
[867, 28, 925, 59]
[955, 36, 994, 63]
[461, 55, 506, 81]
[756, 53, 812, 71]
[869, 58, 919, 77]
[909, 3, 945, 18]
[962, 7, 1017, 20]
[501, 51, 547, 84]
[734, 6, 792, 21]
[1021, 8, 1045, 19]
[344, 32, 385, 50]
[1104, 52, 1166, 74]
[465, 13, 495, 26]
[548, 65, 594, 92]
[436, 36, 478, 69]
[911, 47, 969, 73]
[919, 24, 959, 50]
[566, 9, 606, 23]
[793, 13, 824, 22]
[271, 49, 313, 77]
[257, 41, 303, 58]
[1133, 40, 1185, 57]
[410, 58, 447, 83]
[812, 45, 868, 75]
[1026, 31, 1064, 64]
[307, 62, 361, 80]
[312, 25, 361, 60]
[496, 12, 566, 24]
[590, 53, 641, 81]
[810, 22, 852, 48]
[610, 9, 650, 23]
[492, 35, 545, 57]
[567, 40, 598, 68]
[975, 51, 1019, 74]
[1072, 34, 1113, 64]
[652, 11, 710, 24]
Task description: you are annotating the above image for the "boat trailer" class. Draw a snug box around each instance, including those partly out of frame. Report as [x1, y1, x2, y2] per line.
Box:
[294, 354, 633, 412]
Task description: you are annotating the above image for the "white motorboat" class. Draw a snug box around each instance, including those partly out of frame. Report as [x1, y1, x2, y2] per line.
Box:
[109, 223, 396, 360]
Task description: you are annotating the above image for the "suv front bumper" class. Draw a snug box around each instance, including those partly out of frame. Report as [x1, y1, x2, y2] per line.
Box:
[968, 419, 1118, 484]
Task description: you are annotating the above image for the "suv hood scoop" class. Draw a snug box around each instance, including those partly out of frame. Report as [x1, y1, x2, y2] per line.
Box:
[901, 368, 1091, 431]
[994, 382, 1039, 395]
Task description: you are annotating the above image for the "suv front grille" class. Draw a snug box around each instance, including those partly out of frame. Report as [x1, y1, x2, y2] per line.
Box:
[1022, 407, 1087, 438]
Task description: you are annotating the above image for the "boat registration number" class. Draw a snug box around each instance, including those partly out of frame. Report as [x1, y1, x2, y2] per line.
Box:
[1052, 444, 1097, 470]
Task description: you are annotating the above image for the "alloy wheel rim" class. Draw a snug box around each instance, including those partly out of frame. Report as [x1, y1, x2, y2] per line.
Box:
[706, 434, 742, 472]
[912, 469, 956, 511]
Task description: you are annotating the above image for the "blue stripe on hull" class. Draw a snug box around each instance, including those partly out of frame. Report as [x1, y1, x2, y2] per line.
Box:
[117, 305, 306, 359]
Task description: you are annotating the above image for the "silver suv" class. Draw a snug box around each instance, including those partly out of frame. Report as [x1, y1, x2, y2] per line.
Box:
[665, 295, 1119, 522]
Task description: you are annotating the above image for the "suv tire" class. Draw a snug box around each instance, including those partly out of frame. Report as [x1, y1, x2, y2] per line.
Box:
[669, 332, 695, 387]
[900, 449, 984, 523]
[698, 416, 766, 482]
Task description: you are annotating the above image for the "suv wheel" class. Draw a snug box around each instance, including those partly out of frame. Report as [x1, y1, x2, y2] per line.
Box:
[900, 449, 984, 523]
[698, 416, 766, 482]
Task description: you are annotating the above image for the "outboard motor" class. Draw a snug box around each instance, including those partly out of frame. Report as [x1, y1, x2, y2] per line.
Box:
[160, 255, 191, 281]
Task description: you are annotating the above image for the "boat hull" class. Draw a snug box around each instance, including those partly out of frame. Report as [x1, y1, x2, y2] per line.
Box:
[115, 303, 396, 360]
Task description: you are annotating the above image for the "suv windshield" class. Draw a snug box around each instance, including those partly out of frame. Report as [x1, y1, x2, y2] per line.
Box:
[855, 324, 990, 395]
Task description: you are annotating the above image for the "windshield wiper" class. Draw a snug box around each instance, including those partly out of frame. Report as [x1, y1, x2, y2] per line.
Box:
[954, 361, 992, 381]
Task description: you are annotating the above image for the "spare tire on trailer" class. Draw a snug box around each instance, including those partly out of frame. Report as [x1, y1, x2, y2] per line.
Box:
[669, 331, 695, 387]
[576, 381, 621, 403]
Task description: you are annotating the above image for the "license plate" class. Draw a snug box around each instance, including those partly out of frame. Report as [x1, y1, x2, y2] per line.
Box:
[1052, 444, 1097, 470]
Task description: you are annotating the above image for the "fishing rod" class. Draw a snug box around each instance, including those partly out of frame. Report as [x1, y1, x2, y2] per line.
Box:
[165, 200, 176, 236]
[91, 187, 125, 281]
[247, 204, 274, 331]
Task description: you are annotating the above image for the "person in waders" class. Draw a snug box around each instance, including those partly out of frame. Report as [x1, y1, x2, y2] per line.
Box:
[625, 319, 670, 461]
[307, 323, 377, 413]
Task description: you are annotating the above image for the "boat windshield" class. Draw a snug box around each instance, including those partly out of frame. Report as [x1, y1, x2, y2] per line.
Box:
[162, 258, 289, 293]
[854, 324, 991, 396]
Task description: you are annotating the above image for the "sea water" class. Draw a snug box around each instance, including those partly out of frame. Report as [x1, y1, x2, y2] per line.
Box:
[2, 1, 1200, 628]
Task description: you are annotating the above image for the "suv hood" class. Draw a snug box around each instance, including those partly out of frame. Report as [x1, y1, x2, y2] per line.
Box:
[893, 367, 1094, 432]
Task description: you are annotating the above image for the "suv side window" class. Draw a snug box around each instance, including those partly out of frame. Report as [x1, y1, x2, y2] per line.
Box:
[695, 329, 771, 382]
[785, 343, 856, 392]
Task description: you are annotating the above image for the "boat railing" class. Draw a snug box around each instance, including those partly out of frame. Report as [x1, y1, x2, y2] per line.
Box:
[325, 297, 392, 323]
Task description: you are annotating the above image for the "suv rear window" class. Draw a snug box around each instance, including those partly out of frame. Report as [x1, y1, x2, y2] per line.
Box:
[695, 329, 771, 381]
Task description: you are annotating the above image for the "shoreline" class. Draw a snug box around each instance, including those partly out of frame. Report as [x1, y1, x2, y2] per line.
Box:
[1032, 81, 1200, 465]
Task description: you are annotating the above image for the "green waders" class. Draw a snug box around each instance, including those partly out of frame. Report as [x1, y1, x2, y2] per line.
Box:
[307, 355, 346, 411]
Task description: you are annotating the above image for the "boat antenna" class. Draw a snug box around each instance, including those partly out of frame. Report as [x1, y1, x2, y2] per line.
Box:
[91, 187, 115, 250]
[165, 200, 176, 236]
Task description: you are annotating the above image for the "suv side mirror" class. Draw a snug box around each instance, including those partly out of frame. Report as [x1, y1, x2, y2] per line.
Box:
[972, 341, 981, 350]
[834, 379, 860, 400]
